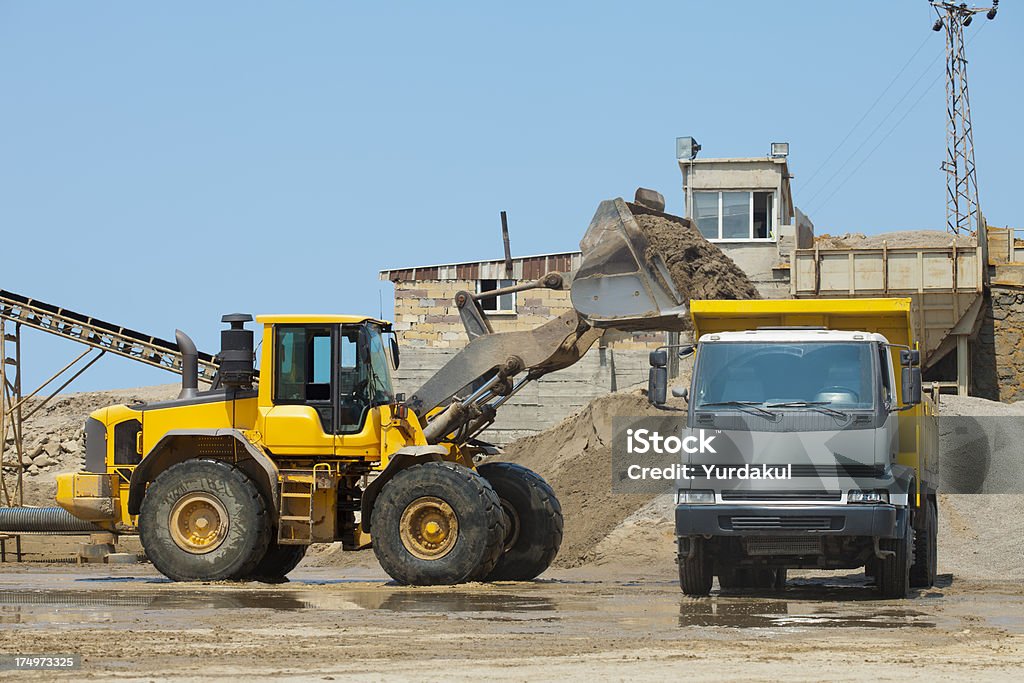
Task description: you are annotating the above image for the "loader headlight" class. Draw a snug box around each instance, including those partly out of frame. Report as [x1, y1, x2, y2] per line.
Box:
[848, 490, 889, 504]
[677, 489, 715, 505]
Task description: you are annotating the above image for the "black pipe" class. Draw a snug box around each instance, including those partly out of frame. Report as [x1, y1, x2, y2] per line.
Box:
[175, 329, 199, 399]
[0, 506, 103, 533]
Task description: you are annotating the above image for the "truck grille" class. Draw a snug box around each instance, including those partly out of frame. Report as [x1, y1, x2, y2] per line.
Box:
[724, 515, 839, 531]
[744, 536, 823, 556]
[720, 490, 841, 502]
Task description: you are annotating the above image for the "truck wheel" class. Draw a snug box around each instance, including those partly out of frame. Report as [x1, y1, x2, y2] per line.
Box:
[139, 459, 270, 582]
[476, 463, 563, 581]
[678, 537, 713, 596]
[246, 541, 307, 583]
[877, 517, 914, 599]
[910, 497, 938, 588]
[372, 462, 506, 585]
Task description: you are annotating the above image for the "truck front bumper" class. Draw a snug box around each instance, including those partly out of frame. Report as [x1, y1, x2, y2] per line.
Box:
[675, 504, 902, 539]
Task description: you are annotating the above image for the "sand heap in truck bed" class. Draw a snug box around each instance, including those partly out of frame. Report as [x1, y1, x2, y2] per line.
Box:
[632, 208, 760, 302]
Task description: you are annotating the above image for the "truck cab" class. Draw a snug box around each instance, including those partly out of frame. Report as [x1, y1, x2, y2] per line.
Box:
[668, 299, 938, 598]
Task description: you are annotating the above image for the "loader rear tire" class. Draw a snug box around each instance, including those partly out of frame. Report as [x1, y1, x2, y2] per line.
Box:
[678, 537, 713, 596]
[246, 541, 308, 583]
[477, 462, 563, 581]
[139, 459, 270, 582]
[372, 462, 506, 585]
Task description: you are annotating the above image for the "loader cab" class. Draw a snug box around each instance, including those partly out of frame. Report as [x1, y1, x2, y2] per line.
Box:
[256, 315, 396, 455]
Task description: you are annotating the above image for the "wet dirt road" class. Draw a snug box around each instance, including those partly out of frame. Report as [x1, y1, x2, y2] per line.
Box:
[1, 564, 1023, 681]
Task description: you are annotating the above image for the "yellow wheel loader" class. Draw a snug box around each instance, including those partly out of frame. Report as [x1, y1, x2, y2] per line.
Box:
[55, 194, 688, 584]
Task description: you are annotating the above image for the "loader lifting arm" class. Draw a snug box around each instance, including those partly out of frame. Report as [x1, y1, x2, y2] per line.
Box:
[407, 197, 691, 445]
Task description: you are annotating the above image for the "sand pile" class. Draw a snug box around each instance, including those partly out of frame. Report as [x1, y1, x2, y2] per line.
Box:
[497, 391, 670, 568]
[814, 230, 976, 250]
[933, 393, 1024, 580]
[633, 209, 760, 302]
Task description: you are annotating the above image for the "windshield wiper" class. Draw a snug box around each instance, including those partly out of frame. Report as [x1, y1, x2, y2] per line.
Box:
[766, 401, 848, 418]
[698, 401, 776, 419]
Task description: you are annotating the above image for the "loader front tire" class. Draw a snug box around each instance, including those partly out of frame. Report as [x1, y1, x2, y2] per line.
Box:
[477, 462, 563, 581]
[139, 459, 270, 582]
[372, 462, 506, 585]
[246, 541, 308, 583]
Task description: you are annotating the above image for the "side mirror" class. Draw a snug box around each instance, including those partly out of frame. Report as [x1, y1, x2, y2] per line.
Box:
[900, 349, 920, 367]
[671, 386, 689, 401]
[648, 350, 668, 406]
[901, 366, 922, 406]
[389, 336, 401, 370]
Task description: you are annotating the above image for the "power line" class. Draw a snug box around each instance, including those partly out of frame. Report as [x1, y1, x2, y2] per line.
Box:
[802, 45, 946, 209]
[806, 20, 990, 219]
[801, 33, 933, 193]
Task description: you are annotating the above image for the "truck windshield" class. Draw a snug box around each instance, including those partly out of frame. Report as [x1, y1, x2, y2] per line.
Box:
[693, 342, 876, 410]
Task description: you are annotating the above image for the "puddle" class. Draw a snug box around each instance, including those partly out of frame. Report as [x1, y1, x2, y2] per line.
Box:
[0, 587, 558, 626]
[678, 599, 936, 629]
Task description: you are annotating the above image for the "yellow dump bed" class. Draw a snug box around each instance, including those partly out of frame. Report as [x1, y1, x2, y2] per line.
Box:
[689, 298, 914, 349]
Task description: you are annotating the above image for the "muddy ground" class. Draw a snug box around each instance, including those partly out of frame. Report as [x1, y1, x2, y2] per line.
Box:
[1, 560, 1023, 681]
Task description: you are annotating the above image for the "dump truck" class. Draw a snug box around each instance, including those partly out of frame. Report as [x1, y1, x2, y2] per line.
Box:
[54, 194, 690, 585]
[651, 298, 938, 598]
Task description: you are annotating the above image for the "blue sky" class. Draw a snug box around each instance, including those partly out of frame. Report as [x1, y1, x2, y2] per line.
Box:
[0, 1, 1020, 392]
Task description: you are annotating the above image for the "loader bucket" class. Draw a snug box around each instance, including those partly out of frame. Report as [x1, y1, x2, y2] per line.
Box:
[571, 198, 689, 330]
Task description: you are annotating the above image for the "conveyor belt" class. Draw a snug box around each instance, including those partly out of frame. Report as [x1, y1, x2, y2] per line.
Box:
[0, 289, 219, 383]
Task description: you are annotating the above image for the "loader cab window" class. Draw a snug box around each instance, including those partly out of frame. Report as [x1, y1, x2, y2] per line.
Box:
[274, 325, 335, 429]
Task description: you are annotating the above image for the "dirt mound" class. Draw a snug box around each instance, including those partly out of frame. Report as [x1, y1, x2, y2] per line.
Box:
[634, 211, 760, 302]
[497, 391, 668, 568]
[1, 384, 178, 507]
[814, 230, 975, 250]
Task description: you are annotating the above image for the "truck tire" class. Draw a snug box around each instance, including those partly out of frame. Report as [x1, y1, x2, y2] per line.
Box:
[246, 541, 308, 583]
[476, 463, 563, 581]
[910, 497, 938, 588]
[877, 516, 914, 599]
[139, 459, 270, 582]
[372, 462, 506, 585]
[678, 537, 713, 596]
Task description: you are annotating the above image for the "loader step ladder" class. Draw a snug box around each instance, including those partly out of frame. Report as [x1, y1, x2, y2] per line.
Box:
[278, 471, 316, 544]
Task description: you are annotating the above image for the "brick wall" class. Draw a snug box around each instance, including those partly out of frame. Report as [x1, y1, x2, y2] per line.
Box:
[391, 279, 664, 351]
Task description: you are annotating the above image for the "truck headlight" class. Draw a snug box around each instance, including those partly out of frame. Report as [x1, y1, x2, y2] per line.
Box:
[848, 490, 889, 504]
[677, 489, 715, 505]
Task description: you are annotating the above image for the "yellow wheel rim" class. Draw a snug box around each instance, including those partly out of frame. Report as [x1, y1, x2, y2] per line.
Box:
[169, 492, 229, 554]
[399, 496, 458, 560]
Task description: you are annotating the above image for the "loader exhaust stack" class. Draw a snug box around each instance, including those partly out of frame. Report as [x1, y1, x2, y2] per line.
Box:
[175, 329, 199, 399]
